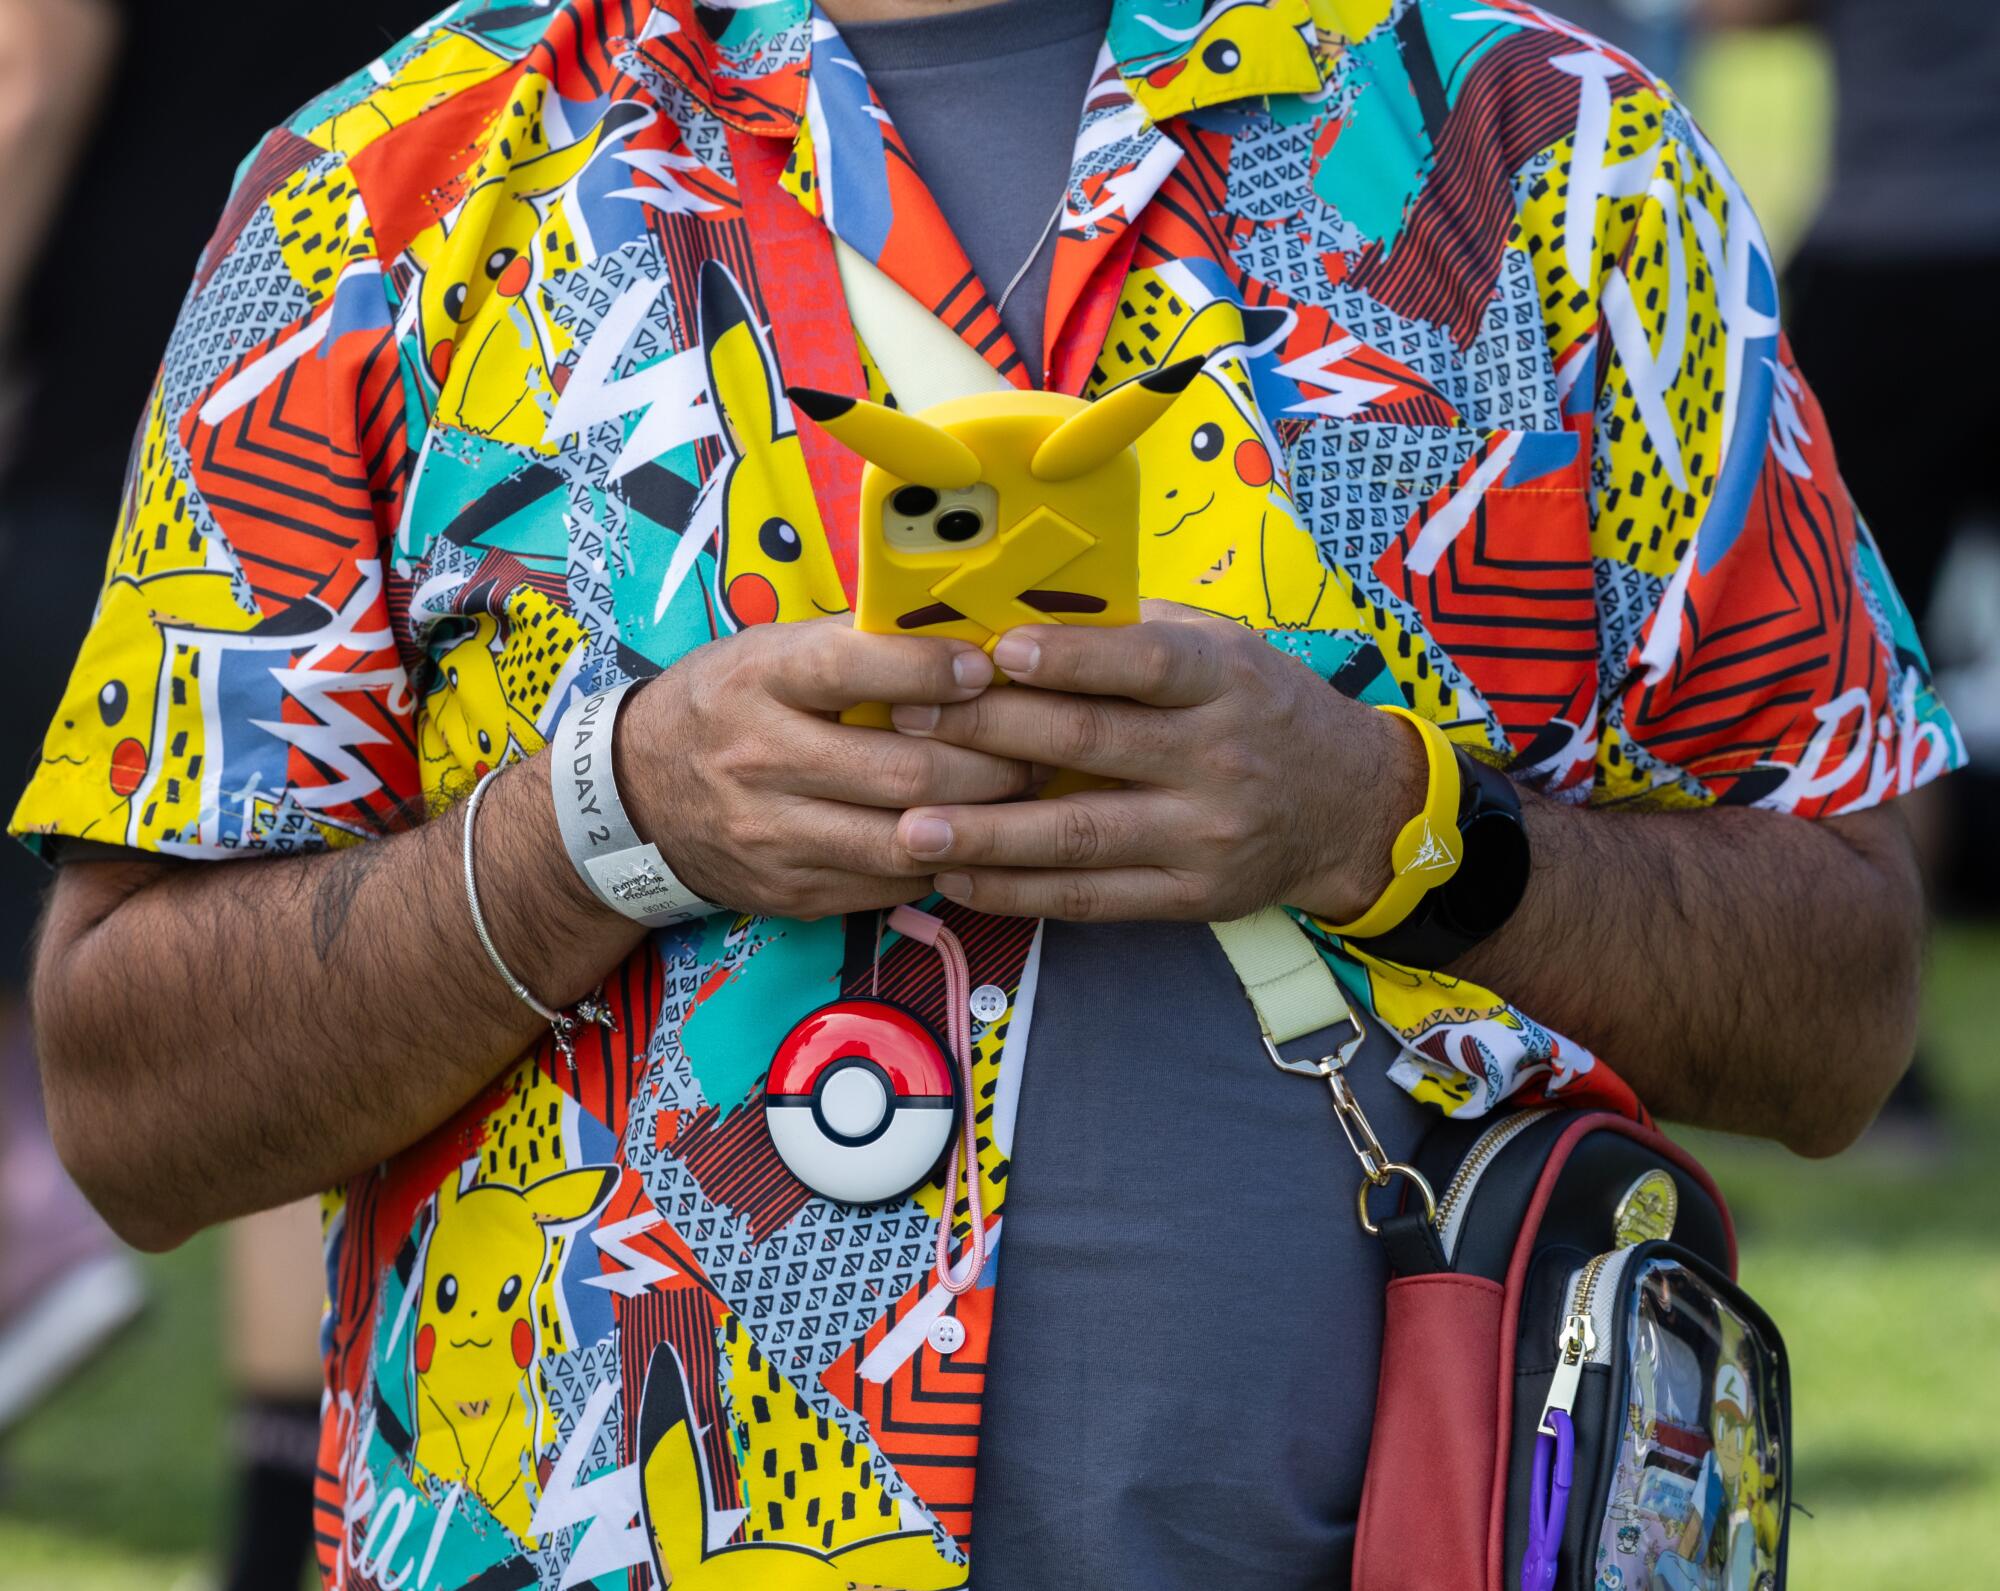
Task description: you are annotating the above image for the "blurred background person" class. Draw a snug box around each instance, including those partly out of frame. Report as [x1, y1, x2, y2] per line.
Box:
[0, 0, 140, 1447]
[1706, 0, 2000, 916]
[1702, 0, 2000, 1149]
[0, 3, 423, 1585]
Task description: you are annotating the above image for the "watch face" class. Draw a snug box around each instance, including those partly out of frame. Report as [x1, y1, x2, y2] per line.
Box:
[1442, 807, 1532, 936]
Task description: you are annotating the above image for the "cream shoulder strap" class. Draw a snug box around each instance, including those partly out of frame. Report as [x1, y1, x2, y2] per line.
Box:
[829, 236, 1011, 411]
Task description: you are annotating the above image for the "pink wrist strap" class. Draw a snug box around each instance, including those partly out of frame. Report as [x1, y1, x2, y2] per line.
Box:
[888, 905, 988, 1295]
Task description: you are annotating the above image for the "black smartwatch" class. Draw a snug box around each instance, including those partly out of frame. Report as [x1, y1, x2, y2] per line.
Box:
[1348, 750, 1530, 969]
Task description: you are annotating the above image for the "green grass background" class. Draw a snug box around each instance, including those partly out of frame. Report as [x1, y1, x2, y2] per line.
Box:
[1, 25, 1993, 1591]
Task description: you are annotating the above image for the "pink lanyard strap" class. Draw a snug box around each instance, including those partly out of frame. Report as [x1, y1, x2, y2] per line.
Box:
[888, 904, 988, 1294]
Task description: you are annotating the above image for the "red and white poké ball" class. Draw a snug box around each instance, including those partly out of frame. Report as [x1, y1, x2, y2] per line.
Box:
[763, 999, 959, 1205]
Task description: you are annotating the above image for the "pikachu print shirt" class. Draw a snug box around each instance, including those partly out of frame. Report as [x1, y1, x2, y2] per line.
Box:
[10, 3, 1960, 1588]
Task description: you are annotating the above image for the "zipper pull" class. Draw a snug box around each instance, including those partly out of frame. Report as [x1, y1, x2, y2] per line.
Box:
[1536, 1312, 1596, 1438]
[1521, 1407, 1575, 1591]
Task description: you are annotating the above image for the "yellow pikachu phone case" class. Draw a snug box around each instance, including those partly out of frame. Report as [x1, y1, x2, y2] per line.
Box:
[790, 358, 1203, 751]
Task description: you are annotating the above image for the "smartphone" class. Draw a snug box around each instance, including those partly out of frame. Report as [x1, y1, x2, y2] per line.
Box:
[790, 376, 1200, 766]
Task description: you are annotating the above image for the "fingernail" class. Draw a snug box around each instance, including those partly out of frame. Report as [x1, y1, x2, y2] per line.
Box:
[951, 650, 993, 689]
[935, 871, 972, 901]
[992, 634, 1040, 675]
[905, 817, 954, 857]
[891, 704, 940, 734]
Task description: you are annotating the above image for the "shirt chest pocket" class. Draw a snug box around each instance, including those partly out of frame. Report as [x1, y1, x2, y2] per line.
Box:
[1282, 420, 1602, 759]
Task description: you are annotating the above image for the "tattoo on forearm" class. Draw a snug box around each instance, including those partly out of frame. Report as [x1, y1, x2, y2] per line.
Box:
[311, 840, 385, 963]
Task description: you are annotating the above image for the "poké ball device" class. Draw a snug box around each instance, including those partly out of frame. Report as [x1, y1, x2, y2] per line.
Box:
[763, 998, 960, 1205]
[789, 359, 1204, 792]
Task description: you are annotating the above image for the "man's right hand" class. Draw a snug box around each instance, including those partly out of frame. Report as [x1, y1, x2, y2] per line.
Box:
[616, 619, 1036, 920]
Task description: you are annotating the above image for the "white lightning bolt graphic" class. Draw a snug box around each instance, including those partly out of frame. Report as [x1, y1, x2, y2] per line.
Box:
[528, 1379, 651, 1589]
[1275, 337, 1399, 420]
[249, 666, 408, 812]
[582, 1211, 676, 1297]
[542, 272, 719, 481]
[607, 148, 723, 217]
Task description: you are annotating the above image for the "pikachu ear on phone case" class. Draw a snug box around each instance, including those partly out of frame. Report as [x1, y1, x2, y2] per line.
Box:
[1029, 357, 1202, 480]
[789, 356, 1202, 489]
[787, 387, 980, 488]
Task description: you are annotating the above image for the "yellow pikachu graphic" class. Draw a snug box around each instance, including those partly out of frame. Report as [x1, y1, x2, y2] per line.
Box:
[14, 569, 252, 844]
[411, 1165, 615, 1543]
[1128, 0, 1321, 118]
[1125, 299, 1330, 629]
[698, 261, 851, 630]
[789, 357, 1202, 729]
[636, 1341, 964, 1591]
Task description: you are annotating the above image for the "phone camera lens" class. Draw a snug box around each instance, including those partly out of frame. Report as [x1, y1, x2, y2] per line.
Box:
[892, 485, 940, 516]
[934, 509, 983, 543]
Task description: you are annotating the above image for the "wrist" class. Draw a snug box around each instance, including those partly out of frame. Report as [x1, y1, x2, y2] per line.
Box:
[610, 673, 708, 893]
[474, 754, 645, 998]
[1293, 700, 1428, 922]
[553, 675, 716, 925]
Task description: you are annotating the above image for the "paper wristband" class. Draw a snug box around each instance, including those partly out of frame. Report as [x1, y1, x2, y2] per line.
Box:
[550, 680, 713, 928]
[1321, 704, 1464, 940]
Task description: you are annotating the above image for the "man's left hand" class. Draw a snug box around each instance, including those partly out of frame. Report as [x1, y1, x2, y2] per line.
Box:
[888, 602, 1425, 923]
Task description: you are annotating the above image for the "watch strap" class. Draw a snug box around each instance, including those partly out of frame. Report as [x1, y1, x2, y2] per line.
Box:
[1348, 749, 1528, 969]
[550, 680, 712, 928]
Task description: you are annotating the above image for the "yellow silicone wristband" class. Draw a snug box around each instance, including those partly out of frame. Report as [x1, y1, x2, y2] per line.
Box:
[1322, 705, 1464, 940]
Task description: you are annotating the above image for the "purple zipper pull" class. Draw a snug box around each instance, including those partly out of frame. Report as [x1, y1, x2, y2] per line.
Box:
[1521, 1406, 1574, 1591]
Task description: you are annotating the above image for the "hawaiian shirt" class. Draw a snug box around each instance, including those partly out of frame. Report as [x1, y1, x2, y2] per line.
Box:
[10, 1, 1960, 1586]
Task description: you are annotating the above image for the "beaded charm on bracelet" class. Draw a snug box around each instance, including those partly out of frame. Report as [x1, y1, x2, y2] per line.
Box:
[462, 767, 616, 1069]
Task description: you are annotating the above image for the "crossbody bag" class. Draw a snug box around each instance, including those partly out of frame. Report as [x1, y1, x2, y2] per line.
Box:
[1211, 908, 1792, 1591]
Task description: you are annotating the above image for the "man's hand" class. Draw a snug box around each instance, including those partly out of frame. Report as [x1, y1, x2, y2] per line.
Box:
[883, 602, 1926, 1156]
[620, 618, 1040, 920]
[884, 602, 1423, 923]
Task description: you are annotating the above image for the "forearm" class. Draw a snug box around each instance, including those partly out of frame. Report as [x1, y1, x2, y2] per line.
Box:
[1450, 793, 1923, 1155]
[0, 0, 118, 328]
[32, 754, 643, 1249]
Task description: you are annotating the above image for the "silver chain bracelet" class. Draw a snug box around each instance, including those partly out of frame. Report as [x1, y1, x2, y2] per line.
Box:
[462, 766, 616, 1069]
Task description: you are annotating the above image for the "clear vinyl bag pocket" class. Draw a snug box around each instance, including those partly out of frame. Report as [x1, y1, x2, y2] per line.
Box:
[1520, 1241, 1790, 1591]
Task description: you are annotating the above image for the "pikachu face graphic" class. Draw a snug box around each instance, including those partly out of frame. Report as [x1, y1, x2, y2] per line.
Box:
[1129, 303, 1330, 630]
[789, 359, 1201, 671]
[411, 1165, 614, 1543]
[697, 262, 851, 630]
[1127, 0, 1321, 118]
[14, 570, 251, 844]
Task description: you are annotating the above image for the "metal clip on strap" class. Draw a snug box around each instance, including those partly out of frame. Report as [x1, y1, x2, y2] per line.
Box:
[1209, 909, 1435, 1236]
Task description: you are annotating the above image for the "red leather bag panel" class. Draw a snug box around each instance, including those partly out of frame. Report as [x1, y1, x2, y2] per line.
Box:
[1353, 1272, 1505, 1590]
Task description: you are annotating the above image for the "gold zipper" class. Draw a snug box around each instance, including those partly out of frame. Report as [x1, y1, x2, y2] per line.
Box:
[1430, 1109, 1546, 1239]
[1537, 1250, 1616, 1437]
[1572, 1247, 1615, 1321]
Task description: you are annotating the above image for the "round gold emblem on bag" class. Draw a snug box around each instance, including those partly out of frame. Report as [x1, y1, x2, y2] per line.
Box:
[1612, 1169, 1678, 1247]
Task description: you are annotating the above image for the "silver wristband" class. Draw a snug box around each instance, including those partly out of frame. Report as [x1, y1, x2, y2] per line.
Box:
[551, 679, 713, 928]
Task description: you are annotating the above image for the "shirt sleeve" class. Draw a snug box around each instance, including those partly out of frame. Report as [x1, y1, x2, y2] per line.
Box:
[1583, 94, 1965, 818]
[9, 130, 420, 859]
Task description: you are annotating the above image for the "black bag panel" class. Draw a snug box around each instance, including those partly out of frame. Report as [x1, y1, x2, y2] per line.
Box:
[1453, 1124, 1731, 1282]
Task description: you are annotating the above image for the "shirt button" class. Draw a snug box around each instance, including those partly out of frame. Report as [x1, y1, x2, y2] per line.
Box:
[969, 984, 1008, 1024]
[927, 1314, 967, 1355]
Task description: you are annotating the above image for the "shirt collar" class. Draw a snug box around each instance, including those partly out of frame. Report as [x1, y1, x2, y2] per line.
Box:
[636, 0, 1330, 135]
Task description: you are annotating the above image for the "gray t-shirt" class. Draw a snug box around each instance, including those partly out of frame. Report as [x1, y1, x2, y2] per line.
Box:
[841, 0, 1111, 381]
[839, 11, 1427, 1585]
[975, 922, 1430, 1590]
